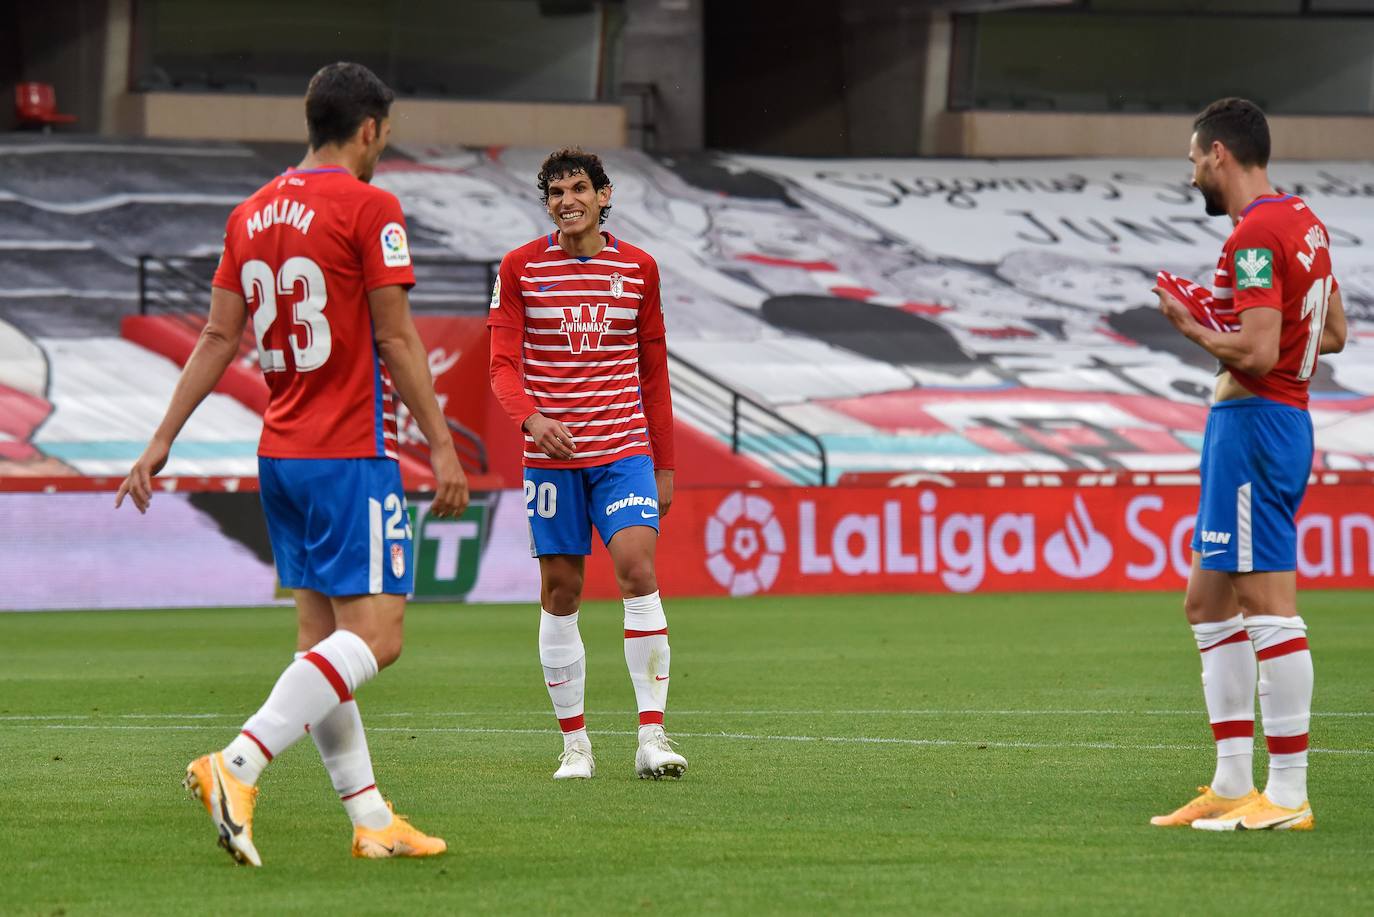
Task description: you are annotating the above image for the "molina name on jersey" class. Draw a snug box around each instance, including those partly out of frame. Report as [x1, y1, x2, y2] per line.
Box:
[1212, 193, 1336, 410]
[488, 232, 666, 469]
[213, 167, 415, 459]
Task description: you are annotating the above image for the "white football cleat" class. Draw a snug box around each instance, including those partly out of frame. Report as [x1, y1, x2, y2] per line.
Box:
[635, 726, 687, 780]
[553, 740, 595, 780]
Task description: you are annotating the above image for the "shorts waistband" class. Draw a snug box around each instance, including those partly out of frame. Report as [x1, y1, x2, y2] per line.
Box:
[1210, 395, 1306, 415]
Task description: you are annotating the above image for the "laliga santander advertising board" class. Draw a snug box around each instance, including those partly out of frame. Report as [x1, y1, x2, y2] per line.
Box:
[582, 478, 1374, 599]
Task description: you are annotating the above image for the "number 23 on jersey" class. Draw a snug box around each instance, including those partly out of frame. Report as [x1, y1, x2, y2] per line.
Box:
[242, 256, 332, 373]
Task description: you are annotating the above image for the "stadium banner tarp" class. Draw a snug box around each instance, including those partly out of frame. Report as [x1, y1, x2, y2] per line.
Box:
[3, 481, 1371, 611]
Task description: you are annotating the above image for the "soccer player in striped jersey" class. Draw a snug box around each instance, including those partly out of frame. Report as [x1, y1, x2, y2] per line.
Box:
[116, 63, 468, 864]
[1150, 98, 1347, 832]
[488, 148, 686, 781]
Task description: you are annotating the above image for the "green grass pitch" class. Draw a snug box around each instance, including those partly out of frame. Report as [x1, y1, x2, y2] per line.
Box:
[2, 591, 1371, 915]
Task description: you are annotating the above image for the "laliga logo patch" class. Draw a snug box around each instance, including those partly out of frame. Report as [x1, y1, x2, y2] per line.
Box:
[1042, 495, 1112, 579]
[609, 272, 624, 300]
[380, 221, 411, 267]
[390, 543, 406, 578]
[705, 492, 785, 596]
[490, 276, 501, 310]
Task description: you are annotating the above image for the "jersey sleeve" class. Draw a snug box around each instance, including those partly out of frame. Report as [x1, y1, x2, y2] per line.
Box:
[638, 255, 666, 340]
[210, 211, 242, 294]
[1228, 222, 1285, 314]
[486, 251, 526, 331]
[354, 190, 416, 292]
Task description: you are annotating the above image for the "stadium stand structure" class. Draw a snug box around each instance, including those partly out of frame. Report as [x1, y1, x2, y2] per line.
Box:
[2, 136, 1372, 484]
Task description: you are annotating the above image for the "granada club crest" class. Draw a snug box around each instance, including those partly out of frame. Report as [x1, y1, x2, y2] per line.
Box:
[705, 492, 786, 596]
[609, 272, 624, 299]
[560, 302, 612, 354]
[391, 542, 406, 578]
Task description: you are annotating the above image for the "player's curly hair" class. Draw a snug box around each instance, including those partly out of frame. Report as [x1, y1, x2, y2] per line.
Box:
[537, 148, 613, 225]
[305, 62, 394, 150]
[1194, 97, 1270, 169]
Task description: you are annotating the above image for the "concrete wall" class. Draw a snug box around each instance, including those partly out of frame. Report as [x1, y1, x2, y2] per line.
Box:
[936, 110, 1374, 161]
[118, 92, 628, 148]
[619, 0, 704, 151]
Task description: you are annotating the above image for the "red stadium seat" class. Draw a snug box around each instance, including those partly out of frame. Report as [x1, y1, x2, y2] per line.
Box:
[14, 82, 77, 129]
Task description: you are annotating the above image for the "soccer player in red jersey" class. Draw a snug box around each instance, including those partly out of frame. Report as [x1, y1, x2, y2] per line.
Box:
[1150, 99, 1347, 832]
[116, 63, 468, 865]
[488, 149, 686, 780]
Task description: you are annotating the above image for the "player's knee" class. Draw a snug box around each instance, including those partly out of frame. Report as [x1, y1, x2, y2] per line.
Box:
[544, 578, 584, 614]
[615, 558, 656, 596]
[370, 634, 403, 669]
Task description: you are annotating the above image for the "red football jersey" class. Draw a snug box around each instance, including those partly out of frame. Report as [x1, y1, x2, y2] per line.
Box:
[213, 167, 415, 459]
[1212, 194, 1336, 409]
[488, 232, 666, 469]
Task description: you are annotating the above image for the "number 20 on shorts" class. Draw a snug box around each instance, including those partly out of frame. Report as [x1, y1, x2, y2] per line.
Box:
[525, 480, 557, 518]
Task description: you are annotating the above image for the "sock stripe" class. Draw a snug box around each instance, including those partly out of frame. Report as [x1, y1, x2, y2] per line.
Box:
[558, 714, 586, 733]
[1266, 732, 1309, 755]
[639, 710, 665, 726]
[340, 782, 377, 802]
[1200, 630, 1250, 652]
[1256, 636, 1309, 660]
[625, 628, 669, 638]
[1210, 719, 1254, 741]
[241, 729, 274, 761]
[304, 651, 352, 702]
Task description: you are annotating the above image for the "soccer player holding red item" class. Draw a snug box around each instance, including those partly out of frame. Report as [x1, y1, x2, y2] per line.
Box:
[488, 149, 686, 781]
[1150, 98, 1346, 832]
[115, 62, 468, 865]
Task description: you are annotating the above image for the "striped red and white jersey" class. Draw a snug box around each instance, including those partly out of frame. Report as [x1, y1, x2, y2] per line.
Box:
[213, 167, 414, 460]
[1210, 193, 1337, 409]
[488, 232, 666, 469]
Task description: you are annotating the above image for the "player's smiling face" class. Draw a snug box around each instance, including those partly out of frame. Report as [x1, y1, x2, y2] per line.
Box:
[546, 170, 610, 238]
[1189, 132, 1227, 218]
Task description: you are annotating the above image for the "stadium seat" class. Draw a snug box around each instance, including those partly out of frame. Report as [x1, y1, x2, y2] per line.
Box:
[14, 82, 76, 129]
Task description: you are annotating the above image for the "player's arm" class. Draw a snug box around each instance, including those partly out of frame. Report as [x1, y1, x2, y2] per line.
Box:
[115, 286, 247, 513]
[487, 254, 575, 460]
[1321, 285, 1347, 355]
[369, 284, 469, 518]
[639, 336, 675, 518]
[1156, 287, 1281, 375]
[489, 324, 575, 460]
[637, 258, 675, 517]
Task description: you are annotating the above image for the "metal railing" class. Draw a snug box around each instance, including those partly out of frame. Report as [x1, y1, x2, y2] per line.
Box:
[667, 351, 828, 486]
[135, 253, 491, 473]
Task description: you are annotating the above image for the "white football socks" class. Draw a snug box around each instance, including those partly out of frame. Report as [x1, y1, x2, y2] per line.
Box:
[539, 609, 588, 750]
[1247, 615, 1313, 809]
[624, 591, 671, 730]
[224, 629, 379, 787]
[1191, 615, 1256, 799]
[295, 648, 392, 831]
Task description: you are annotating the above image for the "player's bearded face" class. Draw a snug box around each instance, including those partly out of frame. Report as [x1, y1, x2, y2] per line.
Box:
[1189, 134, 1226, 217]
[359, 117, 391, 184]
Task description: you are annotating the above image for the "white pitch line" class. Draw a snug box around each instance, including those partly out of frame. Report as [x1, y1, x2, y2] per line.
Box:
[22, 723, 1374, 756]
[3, 708, 1372, 721]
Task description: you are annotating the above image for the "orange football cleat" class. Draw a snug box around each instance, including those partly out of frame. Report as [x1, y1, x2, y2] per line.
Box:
[352, 803, 448, 859]
[1150, 786, 1260, 827]
[184, 752, 262, 866]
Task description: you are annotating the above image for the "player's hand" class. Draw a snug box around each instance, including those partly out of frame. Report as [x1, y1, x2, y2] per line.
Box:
[655, 468, 674, 519]
[525, 413, 577, 461]
[429, 443, 469, 519]
[114, 438, 171, 514]
[1154, 285, 1199, 335]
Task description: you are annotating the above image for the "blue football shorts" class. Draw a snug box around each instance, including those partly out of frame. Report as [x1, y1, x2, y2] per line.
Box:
[258, 456, 414, 596]
[1191, 397, 1313, 573]
[524, 453, 659, 557]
